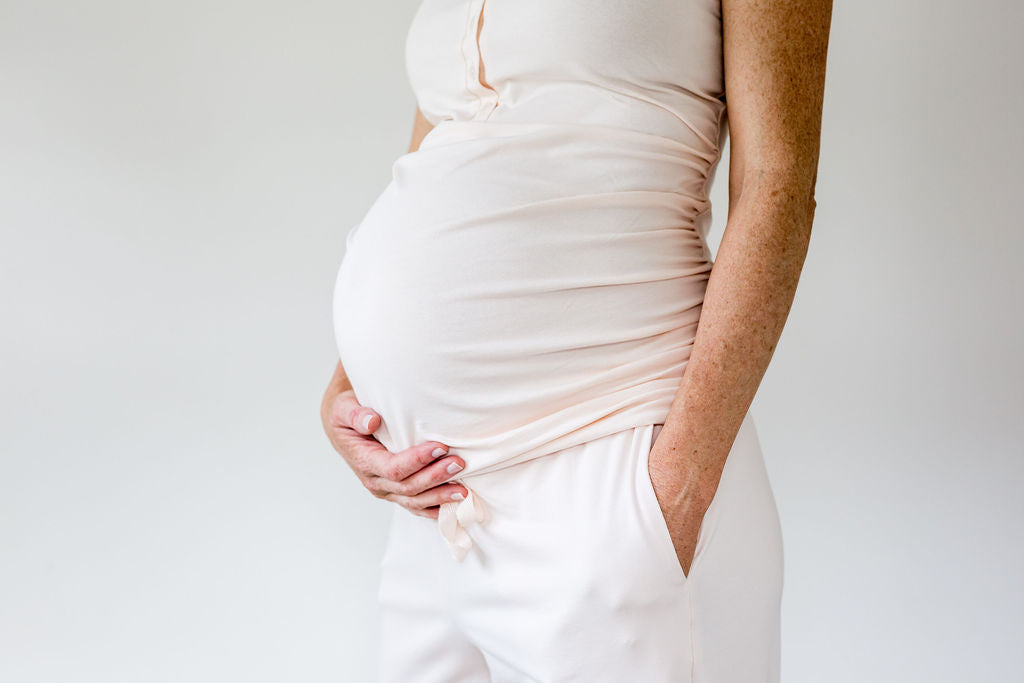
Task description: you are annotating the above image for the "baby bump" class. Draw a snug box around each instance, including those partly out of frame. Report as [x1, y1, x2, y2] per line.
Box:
[332, 125, 715, 469]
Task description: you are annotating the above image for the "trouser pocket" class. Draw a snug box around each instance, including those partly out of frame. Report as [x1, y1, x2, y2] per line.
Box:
[637, 423, 727, 582]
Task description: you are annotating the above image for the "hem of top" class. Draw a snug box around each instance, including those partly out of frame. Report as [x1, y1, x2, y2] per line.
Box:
[455, 403, 677, 483]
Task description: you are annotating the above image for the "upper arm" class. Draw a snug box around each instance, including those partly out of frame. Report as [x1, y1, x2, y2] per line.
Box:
[722, 0, 833, 206]
[408, 106, 435, 154]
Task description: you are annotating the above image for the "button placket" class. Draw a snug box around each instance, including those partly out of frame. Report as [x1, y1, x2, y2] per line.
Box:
[460, 0, 498, 121]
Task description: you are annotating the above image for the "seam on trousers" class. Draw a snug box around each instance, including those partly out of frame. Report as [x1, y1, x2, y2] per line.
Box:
[687, 584, 697, 682]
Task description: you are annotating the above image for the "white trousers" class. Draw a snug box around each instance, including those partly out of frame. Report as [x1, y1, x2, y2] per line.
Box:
[377, 414, 784, 682]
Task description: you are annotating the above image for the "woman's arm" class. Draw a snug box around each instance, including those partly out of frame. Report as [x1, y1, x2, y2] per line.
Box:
[408, 106, 434, 153]
[648, 0, 833, 575]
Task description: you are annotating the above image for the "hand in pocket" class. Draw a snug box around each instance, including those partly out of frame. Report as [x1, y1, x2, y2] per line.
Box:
[647, 427, 723, 578]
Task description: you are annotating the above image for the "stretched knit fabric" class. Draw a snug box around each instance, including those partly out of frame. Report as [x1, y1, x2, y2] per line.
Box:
[333, 0, 729, 556]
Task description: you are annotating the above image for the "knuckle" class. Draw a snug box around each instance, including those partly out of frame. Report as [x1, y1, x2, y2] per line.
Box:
[329, 406, 348, 429]
[363, 479, 387, 499]
[383, 463, 404, 481]
[332, 394, 356, 421]
[351, 456, 375, 479]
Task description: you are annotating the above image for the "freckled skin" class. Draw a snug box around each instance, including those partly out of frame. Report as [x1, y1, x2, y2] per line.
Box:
[647, 0, 833, 576]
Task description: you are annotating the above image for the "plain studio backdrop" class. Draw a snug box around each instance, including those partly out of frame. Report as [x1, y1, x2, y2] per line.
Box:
[2, 0, 1022, 680]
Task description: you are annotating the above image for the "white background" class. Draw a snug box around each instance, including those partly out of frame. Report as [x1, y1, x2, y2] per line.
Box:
[2, 1, 1022, 680]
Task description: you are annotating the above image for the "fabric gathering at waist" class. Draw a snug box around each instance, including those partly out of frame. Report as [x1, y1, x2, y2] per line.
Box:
[436, 410, 674, 562]
[412, 119, 720, 226]
[418, 118, 715, 157]
[414, 379, 680, 480]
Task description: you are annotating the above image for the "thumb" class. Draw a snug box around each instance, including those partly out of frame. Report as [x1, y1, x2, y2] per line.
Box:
[328, 390, 380, 435]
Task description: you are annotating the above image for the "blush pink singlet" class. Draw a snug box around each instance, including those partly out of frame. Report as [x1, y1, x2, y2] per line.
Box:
[333, 0, 730, 557]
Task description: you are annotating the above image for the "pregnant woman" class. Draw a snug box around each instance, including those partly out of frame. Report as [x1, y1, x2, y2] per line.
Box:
[321, 0, 831, 680]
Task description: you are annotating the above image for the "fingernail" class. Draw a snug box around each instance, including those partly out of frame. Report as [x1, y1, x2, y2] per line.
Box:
[450, 492, 465, 501]
[446, 462, 463, 475]
[431, 447, 447, 458]
[361, 414, 374, 432]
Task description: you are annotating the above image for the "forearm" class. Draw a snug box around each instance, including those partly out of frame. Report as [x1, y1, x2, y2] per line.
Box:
[657, 170, 815, 498]
[409, 107, 434, 154]
[321, 359, 354, 421]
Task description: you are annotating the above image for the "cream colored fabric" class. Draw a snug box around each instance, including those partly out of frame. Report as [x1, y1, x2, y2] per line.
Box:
[438, 487, 489, 561]
[378, 422, 784, 682]
[334, 5, 786, 676]
[333, 0, 731, 560]
[333, 0, 726, 465]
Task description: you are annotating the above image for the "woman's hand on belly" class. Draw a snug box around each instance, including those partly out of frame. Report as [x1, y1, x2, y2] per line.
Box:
[321, 382, 469, 519]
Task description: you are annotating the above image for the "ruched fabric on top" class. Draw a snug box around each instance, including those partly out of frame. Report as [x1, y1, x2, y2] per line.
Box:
[332, 0, 730, 558]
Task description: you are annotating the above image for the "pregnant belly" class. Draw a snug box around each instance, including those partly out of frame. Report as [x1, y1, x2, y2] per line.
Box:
[333, 121, 714, 475]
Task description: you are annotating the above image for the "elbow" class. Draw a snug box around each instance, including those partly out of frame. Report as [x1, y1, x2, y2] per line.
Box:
[807, 174, 819, 227]
[742, 166, 818, 212]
